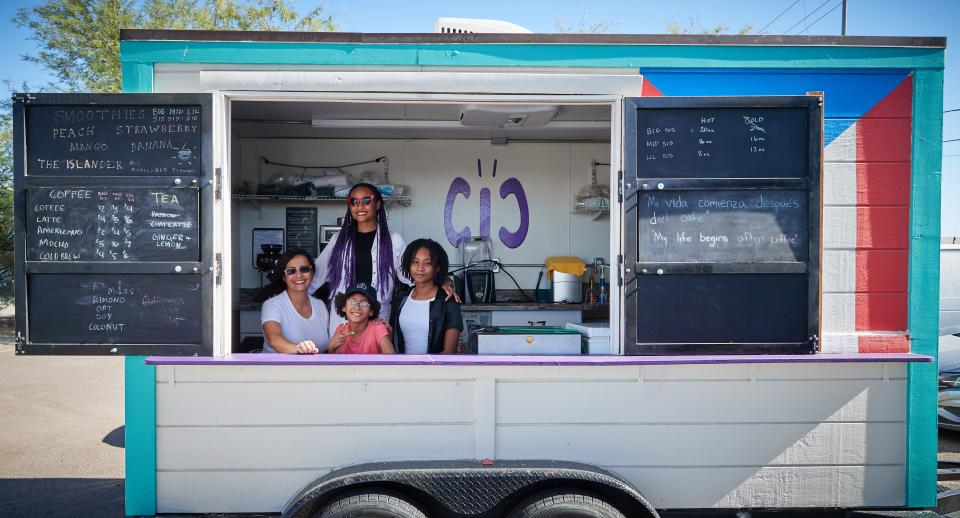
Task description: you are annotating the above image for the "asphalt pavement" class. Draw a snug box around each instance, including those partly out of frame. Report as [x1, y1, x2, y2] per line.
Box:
[0, 317, 126, 517]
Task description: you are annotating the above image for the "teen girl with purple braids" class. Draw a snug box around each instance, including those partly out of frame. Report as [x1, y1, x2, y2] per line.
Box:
[308, 183, 459, 338]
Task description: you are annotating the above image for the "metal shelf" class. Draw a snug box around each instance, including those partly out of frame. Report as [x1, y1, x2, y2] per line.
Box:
[232, 194, 412, 204]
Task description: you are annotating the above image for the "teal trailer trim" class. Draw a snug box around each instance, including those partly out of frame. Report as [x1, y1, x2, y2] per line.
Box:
[122, 62, 156, 517]
[120, 40, 944, 71]
[124, 356, 157, 516]
[905, 67, 945, 507]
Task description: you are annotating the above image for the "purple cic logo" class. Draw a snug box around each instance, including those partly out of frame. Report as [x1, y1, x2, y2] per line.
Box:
[444, 159, 529, 249]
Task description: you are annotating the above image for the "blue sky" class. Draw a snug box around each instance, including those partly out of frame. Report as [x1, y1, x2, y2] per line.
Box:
[2, 0, 957, 234]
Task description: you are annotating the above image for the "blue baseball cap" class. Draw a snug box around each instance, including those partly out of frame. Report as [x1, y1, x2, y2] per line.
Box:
[342, 281, 378, 303]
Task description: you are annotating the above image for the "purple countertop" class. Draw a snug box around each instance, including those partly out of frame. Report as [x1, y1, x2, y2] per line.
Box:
[145, 352, 933, 366]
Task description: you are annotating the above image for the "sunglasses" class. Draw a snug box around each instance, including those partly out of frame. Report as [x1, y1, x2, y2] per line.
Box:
[346, 299, 371, 309]
[348, 195, 375, 207]
[284, 266, 313, 275]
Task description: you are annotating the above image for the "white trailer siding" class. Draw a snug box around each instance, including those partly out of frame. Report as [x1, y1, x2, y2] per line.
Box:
[154, 361, 905, 513]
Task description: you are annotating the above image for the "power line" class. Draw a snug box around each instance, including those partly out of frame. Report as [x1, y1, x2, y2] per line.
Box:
[797, 2, 845, 35]
[756, 0, 801, 34]
[947, 108, 960, 113]
[782, 0, 832, 35]
[946, 138, 960, 143]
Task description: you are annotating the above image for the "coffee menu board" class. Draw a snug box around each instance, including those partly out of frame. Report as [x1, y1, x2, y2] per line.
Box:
[637, 107, 807, 178]
[26, 187, 199, 262]
[637, 189, 808, 263]
[28, 274, 203, 345]
[625, 96, 821, 355]
[26, 105, 202, 176]
[14, 94, 212, 355]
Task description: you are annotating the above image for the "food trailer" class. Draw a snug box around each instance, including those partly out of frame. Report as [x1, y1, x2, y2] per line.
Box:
[12, 30, 945, 516]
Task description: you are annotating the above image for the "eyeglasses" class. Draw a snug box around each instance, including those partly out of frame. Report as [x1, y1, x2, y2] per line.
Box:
[284, 266, 313, 275]
[346, 300, 371, 309]
[348, 195, 375, 207]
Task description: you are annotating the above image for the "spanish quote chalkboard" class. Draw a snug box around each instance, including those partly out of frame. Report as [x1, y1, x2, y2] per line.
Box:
[28, 274, 203, 345]
[637, 107, 808, 178]
[637, 189, 808, 263]
[25, 187, 199, 262]
[26, 105, 202, 176]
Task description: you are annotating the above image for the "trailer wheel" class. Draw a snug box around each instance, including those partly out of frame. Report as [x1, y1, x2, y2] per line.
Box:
[314, 491, 426, 518]
[508, 490, 626, 518]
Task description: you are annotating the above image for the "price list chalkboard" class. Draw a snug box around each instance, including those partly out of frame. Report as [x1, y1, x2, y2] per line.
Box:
[25, 187, 199, 262]
[286, 207, 318, 257]
[28, 274, 203, 345]
[14, 93, 213, 355]
[637, 190, 808, 263]
[638, 107, 807, 178]
[624, 96, 821, 355]
[26, 105, 202, 176]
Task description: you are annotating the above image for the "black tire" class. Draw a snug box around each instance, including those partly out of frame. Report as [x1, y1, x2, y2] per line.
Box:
[314, 491, 426, 518]
[508, 490, 626, 518]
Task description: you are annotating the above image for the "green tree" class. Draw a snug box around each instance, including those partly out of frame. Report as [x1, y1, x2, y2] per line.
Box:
[14, 0, 338, 94]
[666, 16, 753, 35]
[0, 0, 337, 301]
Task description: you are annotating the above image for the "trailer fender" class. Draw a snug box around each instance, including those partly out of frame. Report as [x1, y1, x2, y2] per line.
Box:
[282, 460, 659, 518]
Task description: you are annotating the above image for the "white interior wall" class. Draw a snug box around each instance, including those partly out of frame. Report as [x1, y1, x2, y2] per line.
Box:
[234, 138, 611, 292]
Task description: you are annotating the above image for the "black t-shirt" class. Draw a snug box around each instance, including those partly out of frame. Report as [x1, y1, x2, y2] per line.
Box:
[354, 230, 376, 284]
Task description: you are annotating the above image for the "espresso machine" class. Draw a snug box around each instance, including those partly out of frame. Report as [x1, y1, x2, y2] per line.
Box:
[256, 244, 284, 284]
[458, 236, 496, 304]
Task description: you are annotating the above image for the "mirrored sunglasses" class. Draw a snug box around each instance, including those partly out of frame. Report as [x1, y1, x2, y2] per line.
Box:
[346, 299, 371, 309]
[348, 195, 375, 207]
[284, 266, 313, 275]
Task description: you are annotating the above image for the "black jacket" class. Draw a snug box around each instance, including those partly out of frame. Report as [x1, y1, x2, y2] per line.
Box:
[389, 285, 463, 354]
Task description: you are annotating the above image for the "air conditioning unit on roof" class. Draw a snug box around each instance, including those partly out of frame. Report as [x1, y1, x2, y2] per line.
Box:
[434, 17, 533, 34]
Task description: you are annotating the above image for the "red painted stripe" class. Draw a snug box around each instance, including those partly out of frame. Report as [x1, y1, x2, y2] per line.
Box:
[856, 293, 909, 331]
[856, 162, 911, 206]
[862, 76, 913, 119]
[856, 207, 910, 249]
[641, 78, 664, 97]
[856, 250, 908, 292]
[855, 76, 913, 342]
[858, 334, 910, 353]
[856, 118, 912, 162]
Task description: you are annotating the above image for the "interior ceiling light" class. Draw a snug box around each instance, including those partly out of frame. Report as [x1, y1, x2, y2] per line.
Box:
[459, 105, 559, 127]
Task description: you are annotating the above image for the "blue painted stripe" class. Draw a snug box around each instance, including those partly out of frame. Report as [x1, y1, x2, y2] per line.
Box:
[640, 68, 910, 144]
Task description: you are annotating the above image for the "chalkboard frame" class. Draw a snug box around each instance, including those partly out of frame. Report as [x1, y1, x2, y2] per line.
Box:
[622, 95, 822, 355]
[13, 93, 215, 356]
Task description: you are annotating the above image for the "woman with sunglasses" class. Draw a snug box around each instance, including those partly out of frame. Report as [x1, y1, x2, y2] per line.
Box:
[308, 183, 413, 336]
[260, 249, 330, 354]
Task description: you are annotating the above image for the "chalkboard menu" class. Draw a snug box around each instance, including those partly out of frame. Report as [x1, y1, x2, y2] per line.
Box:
[26, 105, 202, 176]
[14, 93, 213, 356]
[28, 274, 202, 345]
[26, 187, 199, 262]
[637, 107, 807, 178]
[286, 207, 318, 257]
[637, 189, 808, 263]
[623, 96, 821, 355]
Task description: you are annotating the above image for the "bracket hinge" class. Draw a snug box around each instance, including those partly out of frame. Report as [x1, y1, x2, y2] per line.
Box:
[617, 170, 624, 204]
[12, 93, 35, 104]
[215, 253, 223, 285]
[214, 167, 222, 201]
[617, 254, 624, 287]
